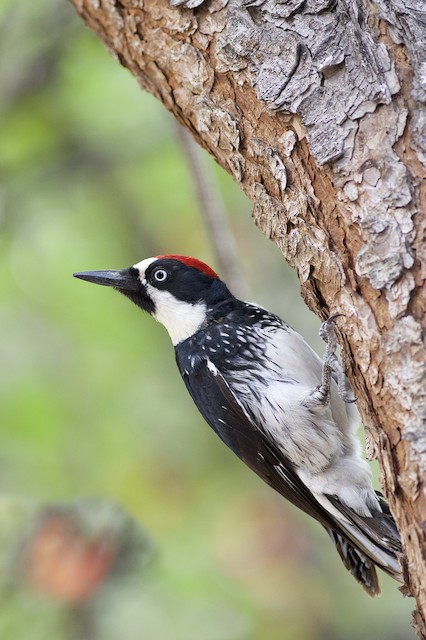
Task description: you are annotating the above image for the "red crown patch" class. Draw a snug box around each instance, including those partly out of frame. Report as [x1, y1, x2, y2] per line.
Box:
[156, 255, 218, 279]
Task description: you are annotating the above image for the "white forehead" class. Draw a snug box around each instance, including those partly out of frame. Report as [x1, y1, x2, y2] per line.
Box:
[132, 257, 157, 280]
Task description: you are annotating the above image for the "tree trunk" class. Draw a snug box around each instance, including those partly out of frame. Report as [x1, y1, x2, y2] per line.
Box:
[69, 0, 426, 634]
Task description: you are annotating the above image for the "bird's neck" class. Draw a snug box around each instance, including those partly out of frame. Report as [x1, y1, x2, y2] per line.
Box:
[205, 295, 240, 323]
[154, 293, 208, 346]
[163, 292, 238, 347]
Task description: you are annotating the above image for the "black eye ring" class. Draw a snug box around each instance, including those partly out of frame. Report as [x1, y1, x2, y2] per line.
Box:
[153, 268, 168, 283]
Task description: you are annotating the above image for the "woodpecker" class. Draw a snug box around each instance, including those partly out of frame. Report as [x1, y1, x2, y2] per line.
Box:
[74, 254, 402, 595]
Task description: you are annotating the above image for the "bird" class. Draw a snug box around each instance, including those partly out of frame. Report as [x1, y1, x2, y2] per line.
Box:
[74, 254, 403, 595]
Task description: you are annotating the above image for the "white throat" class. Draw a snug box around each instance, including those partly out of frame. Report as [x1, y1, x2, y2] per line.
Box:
[132, 257, 207, 345]
[149, 287, 207, 345]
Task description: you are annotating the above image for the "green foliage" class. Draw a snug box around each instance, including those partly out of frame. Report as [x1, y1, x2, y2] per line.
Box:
[0, 2, 415, 638]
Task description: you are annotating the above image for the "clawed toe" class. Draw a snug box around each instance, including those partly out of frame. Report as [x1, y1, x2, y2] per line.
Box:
[319, 313, 344, 343]
[339, 387, 357, 404]
[318, 313, 356, 405]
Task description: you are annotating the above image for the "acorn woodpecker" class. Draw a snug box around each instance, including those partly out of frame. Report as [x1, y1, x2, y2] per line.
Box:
[74, 254, 402, 594]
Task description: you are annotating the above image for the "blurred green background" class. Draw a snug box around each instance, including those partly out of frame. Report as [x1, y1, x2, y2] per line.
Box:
[0, 1, 415, 638]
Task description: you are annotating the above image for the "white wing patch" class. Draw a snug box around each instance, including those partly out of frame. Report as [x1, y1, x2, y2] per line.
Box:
[206, 359, 219, 375]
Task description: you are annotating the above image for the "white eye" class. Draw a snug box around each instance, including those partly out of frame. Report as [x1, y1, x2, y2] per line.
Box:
[153, 268, 168, 283]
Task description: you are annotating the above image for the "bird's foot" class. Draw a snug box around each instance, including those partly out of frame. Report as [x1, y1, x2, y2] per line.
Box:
[319, 314, 356, 404]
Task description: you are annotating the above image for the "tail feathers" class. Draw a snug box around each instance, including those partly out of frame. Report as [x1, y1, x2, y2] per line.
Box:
[375, 493, 402, 553]
[329, 494, 402, 563]
[325, 492, 403, 594]
[326, 528, 380, 596]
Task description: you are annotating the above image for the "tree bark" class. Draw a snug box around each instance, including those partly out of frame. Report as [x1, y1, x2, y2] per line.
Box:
[69, 0, 426, 634]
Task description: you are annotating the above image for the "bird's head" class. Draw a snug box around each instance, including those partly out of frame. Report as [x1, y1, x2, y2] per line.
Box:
[74, 255, 231, 345]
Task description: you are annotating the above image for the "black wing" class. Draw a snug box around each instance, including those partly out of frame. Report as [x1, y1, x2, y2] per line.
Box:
[176, 355, 402, 594]
[177, 356, 338, 531]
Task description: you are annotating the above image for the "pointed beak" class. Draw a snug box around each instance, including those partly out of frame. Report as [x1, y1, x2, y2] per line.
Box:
[74, 267, 155, 314]
[73, 269, 140, 293]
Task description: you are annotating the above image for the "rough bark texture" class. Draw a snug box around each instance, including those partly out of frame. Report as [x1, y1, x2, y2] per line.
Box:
[69, 0, 426, 634]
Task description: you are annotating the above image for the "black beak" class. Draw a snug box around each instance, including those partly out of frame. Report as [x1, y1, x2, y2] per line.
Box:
[73, 268, 140, 293]
[74, 268, 155, 314]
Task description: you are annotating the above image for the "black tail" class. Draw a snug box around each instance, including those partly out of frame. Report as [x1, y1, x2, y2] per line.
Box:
[325, 492, 403, 595]
[326, 528, 381, 595]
